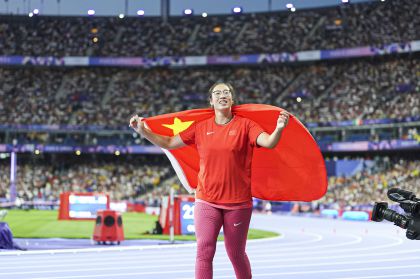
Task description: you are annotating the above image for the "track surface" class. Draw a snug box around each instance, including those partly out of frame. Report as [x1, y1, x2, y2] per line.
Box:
[1, 214, 420, 279]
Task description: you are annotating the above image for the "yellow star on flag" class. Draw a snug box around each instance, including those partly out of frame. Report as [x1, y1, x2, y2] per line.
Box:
[162, 117, 194, 136]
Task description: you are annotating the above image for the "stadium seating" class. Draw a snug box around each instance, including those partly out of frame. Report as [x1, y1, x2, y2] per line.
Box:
[0, 0, 418, 56]
[0, 57, 418, 128]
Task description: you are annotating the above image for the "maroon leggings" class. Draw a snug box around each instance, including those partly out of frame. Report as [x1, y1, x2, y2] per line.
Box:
[194, 202, 252, 279]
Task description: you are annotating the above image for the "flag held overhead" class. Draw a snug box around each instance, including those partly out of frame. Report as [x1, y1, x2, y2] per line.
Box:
[144, 104, 327, 202]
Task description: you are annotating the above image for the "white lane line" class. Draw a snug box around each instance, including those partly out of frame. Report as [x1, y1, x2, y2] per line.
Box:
[253, 234, 402, 258]
[251, 232, 360, 252]
[0, 242, 197, 256]
[2, 248, 420, 270]
[0, 263, 194, 276]
[254, 249, 420, 263]
[247, 235, 284, 243]
[210, 265, 420, 278]
[0, 231, 403, 261]
[0, 233, 401, 266]
[0, 235, 283, 257]
[336, 274, 420, 279]
[2, 255, 419, 276]
[248, 232, 323, 248]
[0, 231, 351, 262]
[27, 269, 195, 279]
[24, 264, 420, 279]
[3, 228, 361, 259]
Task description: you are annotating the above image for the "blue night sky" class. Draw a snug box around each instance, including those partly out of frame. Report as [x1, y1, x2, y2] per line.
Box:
[0, 0, 371, 16]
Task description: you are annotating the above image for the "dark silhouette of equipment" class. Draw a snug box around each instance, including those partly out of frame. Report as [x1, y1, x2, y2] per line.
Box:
[371, 188, 420, 240]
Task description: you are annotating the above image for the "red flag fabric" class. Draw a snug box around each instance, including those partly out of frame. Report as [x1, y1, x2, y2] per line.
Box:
[144, 104, 327, 202]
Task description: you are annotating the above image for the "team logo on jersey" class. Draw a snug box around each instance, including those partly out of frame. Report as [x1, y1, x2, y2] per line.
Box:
[228, 130, 237, 136]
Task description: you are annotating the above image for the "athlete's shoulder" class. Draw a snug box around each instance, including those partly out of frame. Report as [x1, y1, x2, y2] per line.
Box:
[234, 115, 254, 125]
[196, 117, 213, 126]
[190, 116, 212, 131]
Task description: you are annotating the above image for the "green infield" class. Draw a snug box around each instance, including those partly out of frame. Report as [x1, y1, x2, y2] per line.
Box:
[3, 210, 279, 241]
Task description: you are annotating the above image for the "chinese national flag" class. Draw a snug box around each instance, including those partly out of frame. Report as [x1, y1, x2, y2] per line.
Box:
[144, 104, 327, 201]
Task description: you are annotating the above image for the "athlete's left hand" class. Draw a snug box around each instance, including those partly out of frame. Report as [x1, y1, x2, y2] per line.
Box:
[276, 110, 290, 131]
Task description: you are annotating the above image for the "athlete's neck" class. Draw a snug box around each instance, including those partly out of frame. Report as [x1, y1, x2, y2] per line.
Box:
[214, 109, 233, 125]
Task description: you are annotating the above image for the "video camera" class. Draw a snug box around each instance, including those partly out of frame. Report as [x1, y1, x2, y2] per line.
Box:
[371, 188, 420, 240]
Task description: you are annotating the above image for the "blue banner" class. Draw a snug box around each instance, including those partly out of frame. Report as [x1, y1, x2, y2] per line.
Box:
[89, 56, 187, 67]
[22, 56, 65, 66]
[0, 144, 163, 154]
[1, 117, 419, 133]
[306, 116, 420, 128]
[0, 56, 23, 65]
[180, 201, 195, 235]
[320, 42, 414, 60]
[327, 139, 420, 152]
[206, 54, 260, 64]
[0, 40, 418, 67]
[0, 124, 127, 132]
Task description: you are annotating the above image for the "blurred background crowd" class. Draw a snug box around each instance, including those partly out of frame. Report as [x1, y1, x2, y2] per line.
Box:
[1, 57, 418, 127]
[0, 0, 418, 56]
[1, 156, 419, 211]
[0, 155, 174, 207]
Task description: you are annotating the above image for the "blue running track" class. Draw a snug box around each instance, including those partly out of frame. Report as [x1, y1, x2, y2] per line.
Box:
[1, 214, 420, 279]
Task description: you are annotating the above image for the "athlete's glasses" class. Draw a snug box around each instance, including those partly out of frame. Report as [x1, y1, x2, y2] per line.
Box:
[212, 90, 232, 97]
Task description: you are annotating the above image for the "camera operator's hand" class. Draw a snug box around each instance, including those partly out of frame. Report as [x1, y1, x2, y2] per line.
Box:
[129, 114, 146, 136]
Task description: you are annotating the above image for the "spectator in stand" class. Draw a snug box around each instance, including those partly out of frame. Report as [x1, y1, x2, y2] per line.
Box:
[0, 57, 418, 128]
[0, 156, 174, 203]
[320, 159, 420, 209]
[0, 0, 417, 56]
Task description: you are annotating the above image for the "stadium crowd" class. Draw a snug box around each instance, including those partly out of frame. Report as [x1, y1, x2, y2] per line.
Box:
[0, 155, 175, 205]
[320, 158, 420, 209]
[0, 56, 418, 128]
[282, 57, 420, 123]
[1, 155, 419, 210]
[0, 0, 417, 56]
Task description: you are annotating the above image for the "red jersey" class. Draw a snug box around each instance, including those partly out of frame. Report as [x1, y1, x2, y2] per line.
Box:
[179, 115, 264, 203]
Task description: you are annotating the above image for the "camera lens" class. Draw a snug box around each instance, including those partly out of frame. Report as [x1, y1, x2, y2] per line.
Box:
[371, 202, 388, 222]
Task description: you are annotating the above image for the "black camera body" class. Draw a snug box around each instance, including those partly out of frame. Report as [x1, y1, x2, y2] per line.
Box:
[371, 188, 420, 240]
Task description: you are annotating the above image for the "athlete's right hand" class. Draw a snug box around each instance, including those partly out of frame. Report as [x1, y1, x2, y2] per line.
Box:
[129, 114, 146, 135]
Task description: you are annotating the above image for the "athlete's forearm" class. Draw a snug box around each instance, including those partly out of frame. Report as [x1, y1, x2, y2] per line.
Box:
[266, 128, 284, 149]
[140, 127, 172, 149]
